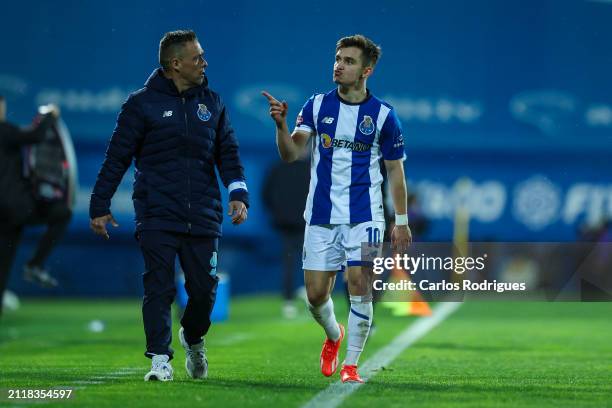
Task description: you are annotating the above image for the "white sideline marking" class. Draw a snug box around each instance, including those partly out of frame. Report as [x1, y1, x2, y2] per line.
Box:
[114, 367, 141, 373]
[51, 366, 141, 396]
[91, 375, 123, 380]
[302, 302, 462, 408]
[73, 380, 104, 385]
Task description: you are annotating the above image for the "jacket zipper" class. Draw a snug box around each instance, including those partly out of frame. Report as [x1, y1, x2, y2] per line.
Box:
[183, 97, 192, 233]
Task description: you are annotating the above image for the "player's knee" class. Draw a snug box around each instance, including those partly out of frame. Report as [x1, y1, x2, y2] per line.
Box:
[347, 274, 363, 290]
[306, 287, 329, 306]
[347, 277, 370, 296]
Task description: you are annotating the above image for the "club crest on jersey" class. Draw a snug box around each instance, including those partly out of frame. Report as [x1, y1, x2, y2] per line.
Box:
[197, 104, 212, 121]
[359, 115, 375, 135]
[321, 133, 333, 148]
[296, 114, 304, 126]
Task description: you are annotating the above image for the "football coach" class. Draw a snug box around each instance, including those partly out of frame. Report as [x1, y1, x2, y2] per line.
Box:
[89, 30, 249, 382]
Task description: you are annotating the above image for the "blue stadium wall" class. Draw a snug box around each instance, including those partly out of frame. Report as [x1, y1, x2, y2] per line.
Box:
[2, 0, 611, 296]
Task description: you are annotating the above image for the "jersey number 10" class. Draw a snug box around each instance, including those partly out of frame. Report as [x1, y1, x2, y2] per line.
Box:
[366, 227, 381, 244]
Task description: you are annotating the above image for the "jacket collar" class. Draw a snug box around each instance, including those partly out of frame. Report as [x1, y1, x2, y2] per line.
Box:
[144, 68, 209, 97]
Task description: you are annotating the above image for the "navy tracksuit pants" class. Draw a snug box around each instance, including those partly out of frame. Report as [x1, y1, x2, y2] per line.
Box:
[138, 230, 219, 360]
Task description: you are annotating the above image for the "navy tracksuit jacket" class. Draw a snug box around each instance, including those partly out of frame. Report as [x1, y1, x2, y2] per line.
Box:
[90, 68, 249, 358]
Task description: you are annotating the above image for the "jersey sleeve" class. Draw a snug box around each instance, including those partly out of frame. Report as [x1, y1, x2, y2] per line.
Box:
[294, 95, 316, 134]
[379, 108, 405, 160]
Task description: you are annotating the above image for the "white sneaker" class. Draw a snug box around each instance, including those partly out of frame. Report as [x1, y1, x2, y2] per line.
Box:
[144, 354, 173, 382]
[179, 327, 208, 379]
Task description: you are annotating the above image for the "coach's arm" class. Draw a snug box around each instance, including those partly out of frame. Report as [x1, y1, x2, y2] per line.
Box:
[89, 94, 144, 239]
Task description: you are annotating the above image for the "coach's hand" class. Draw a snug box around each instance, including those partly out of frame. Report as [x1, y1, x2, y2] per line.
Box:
[391, 224, 412, 252]
[90, 213, 119, 240]
[261, 91, 288, 127]
[228, 201, 248, 225]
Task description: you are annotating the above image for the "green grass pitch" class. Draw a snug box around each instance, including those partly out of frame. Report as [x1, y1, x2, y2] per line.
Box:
[1, 297, 610, 407]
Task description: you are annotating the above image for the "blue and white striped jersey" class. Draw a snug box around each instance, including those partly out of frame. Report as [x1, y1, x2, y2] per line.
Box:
[294, 88, 405, 225]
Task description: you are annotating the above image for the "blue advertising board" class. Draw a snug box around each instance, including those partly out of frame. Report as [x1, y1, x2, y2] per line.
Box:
[2, 1, 611, 295]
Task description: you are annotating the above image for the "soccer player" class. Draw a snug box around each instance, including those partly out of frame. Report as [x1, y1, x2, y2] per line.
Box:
[262, 34, 412, 383]
[90, 30, 249, 381]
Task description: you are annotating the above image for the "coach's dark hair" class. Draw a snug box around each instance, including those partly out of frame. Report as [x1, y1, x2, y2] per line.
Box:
[159, 30, 198, 71]
[336, 34, 382, 68]
[0, 95, 5, 102]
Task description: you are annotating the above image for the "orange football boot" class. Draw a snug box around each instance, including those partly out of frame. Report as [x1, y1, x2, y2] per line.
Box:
[340, 364, 364, 383]
[320, 323, 345, 377]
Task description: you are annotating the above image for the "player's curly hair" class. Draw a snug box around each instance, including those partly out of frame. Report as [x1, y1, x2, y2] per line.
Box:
[159, 30, 198, 71]
[336, 34, 382, 68]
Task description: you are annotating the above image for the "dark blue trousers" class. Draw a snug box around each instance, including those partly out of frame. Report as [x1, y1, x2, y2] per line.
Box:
[138, 230, 219, 360]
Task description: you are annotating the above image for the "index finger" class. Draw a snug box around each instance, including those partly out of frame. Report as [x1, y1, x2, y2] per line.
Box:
[261, 91, 278, 103]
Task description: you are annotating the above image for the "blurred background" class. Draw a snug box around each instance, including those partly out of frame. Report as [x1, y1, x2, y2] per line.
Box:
[1, 0, 611, 300]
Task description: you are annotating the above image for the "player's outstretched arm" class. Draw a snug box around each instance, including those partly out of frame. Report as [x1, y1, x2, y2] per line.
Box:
[385, 159, 413, 251]
[261, 91, 309, 162]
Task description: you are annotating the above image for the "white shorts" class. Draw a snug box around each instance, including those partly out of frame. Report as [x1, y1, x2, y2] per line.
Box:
[302, 221, 386, 271]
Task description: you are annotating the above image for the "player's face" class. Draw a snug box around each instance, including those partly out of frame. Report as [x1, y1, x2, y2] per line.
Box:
[176, 40, 208, 87]
[333, 47, 371, 85]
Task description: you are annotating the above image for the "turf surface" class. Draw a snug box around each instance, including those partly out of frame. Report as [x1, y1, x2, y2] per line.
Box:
[0, 297, 610, 407]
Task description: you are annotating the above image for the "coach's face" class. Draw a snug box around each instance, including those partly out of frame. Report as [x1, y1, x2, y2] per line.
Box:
[176, 40, 208, 87]
[333, 47, 372, 86]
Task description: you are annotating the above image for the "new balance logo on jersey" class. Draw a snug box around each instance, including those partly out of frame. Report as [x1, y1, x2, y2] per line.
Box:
[162, 110, 173, 118]
[322, 116, 335, 124]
